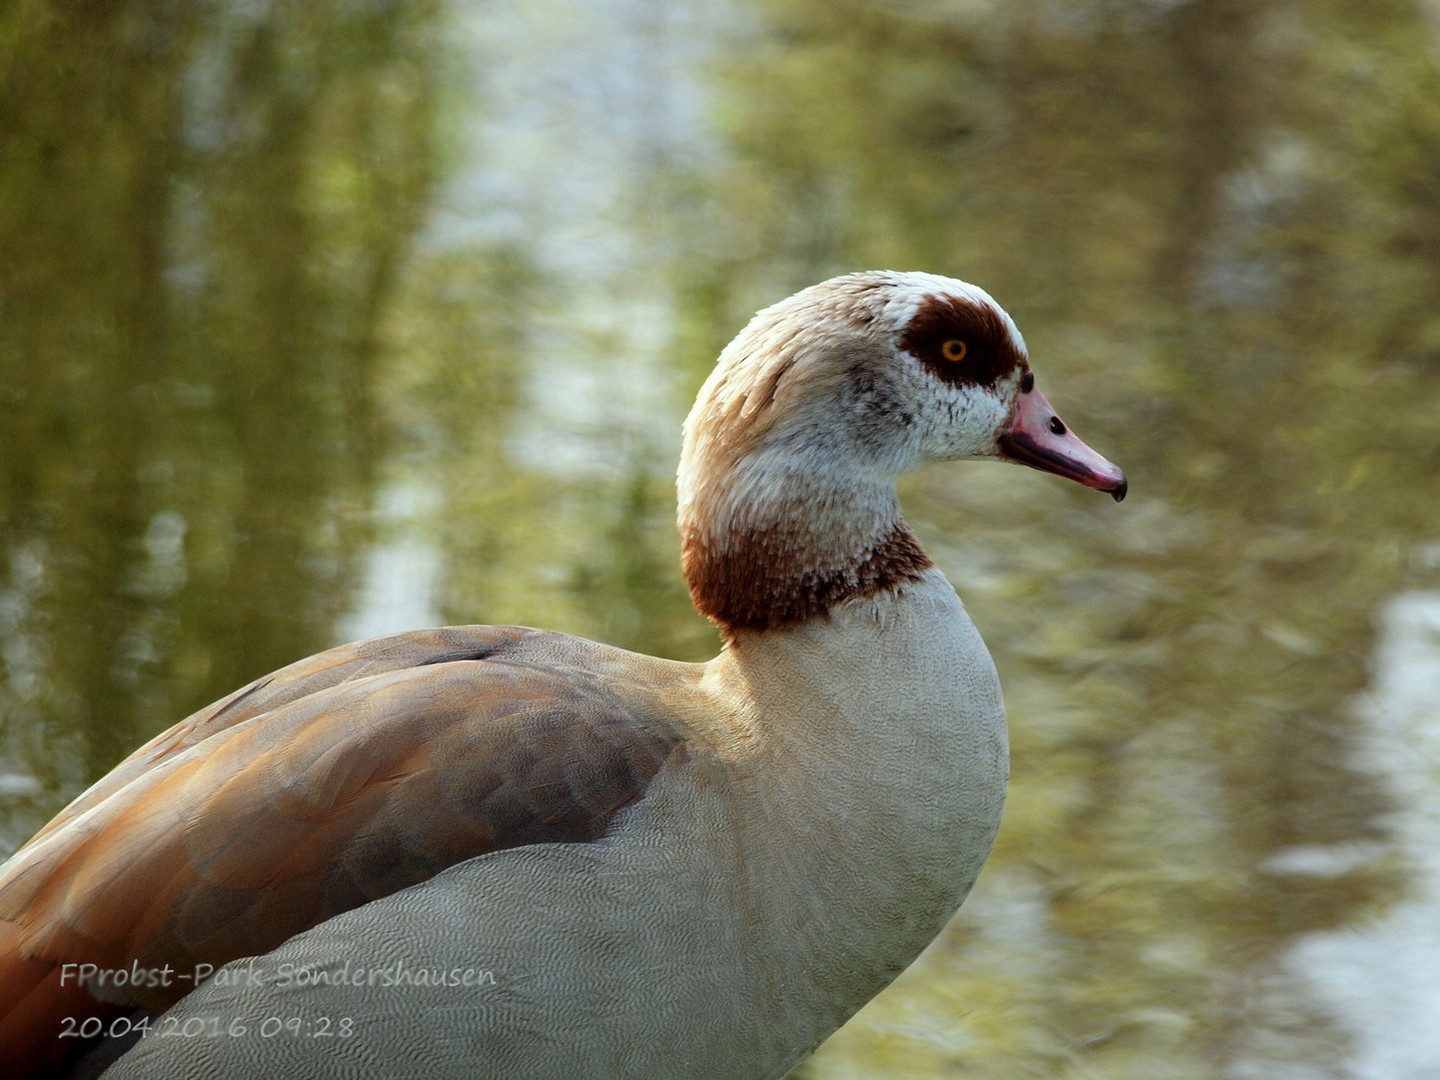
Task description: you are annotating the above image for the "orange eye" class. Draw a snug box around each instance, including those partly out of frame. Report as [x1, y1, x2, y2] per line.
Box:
[941, 339, 967, 362]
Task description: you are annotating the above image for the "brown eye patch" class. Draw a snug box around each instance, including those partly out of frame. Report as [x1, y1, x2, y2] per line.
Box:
[899, 293, 1027, 389]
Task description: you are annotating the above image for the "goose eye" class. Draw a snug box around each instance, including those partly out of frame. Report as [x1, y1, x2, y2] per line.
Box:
[941, 339, 967, 362]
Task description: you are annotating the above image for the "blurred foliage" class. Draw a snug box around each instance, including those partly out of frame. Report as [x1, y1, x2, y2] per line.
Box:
[1, 0, 1438, 1076]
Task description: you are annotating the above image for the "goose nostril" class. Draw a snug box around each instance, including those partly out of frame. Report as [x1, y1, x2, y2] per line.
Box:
[1048, 416, 1066, 436]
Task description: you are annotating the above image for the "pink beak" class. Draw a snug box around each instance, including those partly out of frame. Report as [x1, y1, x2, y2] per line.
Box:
[997, 383, 1127, 501]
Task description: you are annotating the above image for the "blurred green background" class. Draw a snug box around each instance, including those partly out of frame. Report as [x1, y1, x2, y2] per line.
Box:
[3, 0, 1440, 1076]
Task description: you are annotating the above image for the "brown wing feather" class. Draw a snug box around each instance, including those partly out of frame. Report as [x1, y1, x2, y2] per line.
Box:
[23, 625, 535, 848]
[0, 626, 686, 1032]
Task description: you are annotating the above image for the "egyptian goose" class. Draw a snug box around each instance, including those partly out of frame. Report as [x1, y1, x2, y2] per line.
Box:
[0, 271, 1125, 1079]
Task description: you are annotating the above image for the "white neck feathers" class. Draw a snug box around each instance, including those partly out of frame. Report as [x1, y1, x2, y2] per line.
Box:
[677, 280, 935, 635]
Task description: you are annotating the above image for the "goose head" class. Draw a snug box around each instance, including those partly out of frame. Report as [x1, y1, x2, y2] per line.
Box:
[678, 270, 1125, 633]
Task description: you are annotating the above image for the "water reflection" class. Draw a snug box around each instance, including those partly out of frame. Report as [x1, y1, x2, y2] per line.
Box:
[2, 0, 1439, 1076]
[0, 1, 440, 844]
[1277, 591, 1440, 1080]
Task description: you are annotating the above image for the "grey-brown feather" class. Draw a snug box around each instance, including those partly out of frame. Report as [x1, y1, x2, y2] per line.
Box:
[0, 626, 685, 1012]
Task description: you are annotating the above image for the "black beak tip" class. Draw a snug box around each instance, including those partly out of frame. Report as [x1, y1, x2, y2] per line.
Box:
[1110, 477, 1128, 503]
